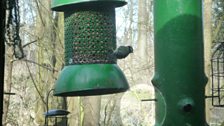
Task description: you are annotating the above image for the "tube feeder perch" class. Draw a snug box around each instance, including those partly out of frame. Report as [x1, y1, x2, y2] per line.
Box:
[44, 109, 70, 126]
[51, 0, 129, 96]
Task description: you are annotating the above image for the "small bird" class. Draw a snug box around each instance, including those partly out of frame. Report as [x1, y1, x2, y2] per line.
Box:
[113, 46, 133, 59]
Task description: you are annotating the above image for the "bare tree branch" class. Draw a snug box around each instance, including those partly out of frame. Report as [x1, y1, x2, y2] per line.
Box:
[34, 0, 45, 26]
[22, 40, 38, 48]
[13, 59, 58, 72]
[25, 61, 47, 107]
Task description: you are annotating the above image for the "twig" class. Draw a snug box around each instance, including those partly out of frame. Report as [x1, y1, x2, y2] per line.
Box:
[13, 59, 58, 72]
[22, 40, 38, 48]
[25, 61, 47, 107]
[34, 0, 45, 26]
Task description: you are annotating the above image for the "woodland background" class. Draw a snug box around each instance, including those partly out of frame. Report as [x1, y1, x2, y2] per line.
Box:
[3, 0, 224, 126]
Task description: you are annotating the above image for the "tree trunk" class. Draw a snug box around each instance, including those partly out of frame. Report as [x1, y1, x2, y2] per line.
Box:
[35, 0, 55, 124]
[3, 47, 14, 126]
[34, 0, 66, 125]
[203, 0, 212, 124]
[136, 0, 148, 60]
[81, 96, 101, 126]
[123, 0, 133, 46]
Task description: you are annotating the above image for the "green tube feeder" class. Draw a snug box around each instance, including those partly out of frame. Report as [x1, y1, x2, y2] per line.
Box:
[51, 0, 129, 96]
[153, 0, 207, 125]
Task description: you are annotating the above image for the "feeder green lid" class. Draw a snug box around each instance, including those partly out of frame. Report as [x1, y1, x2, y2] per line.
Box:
[51, 0, 127, 11]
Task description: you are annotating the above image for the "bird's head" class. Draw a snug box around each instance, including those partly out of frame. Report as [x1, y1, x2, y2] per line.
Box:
[128, 46, 133, 53]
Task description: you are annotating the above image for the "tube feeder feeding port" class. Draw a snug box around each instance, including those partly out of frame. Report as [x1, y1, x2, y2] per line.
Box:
[51, 0, 130, 96]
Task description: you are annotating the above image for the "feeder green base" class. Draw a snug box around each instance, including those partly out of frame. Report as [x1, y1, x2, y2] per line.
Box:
[54, 64, 129, 96]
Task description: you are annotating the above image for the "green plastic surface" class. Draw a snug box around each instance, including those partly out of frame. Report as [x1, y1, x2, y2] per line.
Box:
[54, 64, 129, 96]
[51, 0, 127, 11]
[152, 0, 207, 125]
[64, 7, 116, 65]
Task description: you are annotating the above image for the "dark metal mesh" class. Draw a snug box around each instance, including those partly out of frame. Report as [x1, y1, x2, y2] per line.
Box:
[64, 7, 117, 65]
[211, 42, 224, 107]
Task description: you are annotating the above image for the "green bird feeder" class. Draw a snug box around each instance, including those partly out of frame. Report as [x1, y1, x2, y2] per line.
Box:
[51, 0, 129, 96]
[153, 0, 207, 125]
